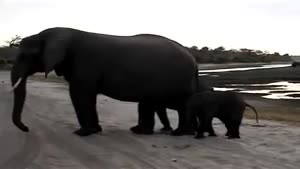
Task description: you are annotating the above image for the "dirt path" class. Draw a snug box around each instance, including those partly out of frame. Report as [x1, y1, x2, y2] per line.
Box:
[0, 71, 299, 169]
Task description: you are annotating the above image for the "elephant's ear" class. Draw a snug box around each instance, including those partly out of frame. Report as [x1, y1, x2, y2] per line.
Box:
[42, 30, 72, 78]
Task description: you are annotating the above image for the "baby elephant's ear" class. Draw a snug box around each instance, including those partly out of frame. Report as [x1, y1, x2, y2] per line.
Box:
[42, 29, 72, 78]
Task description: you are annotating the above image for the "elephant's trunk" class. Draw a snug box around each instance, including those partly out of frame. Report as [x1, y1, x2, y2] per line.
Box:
[11, 64, 29, 132]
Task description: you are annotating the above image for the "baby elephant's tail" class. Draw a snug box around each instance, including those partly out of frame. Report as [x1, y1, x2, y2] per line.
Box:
[245, 103, 259, 123]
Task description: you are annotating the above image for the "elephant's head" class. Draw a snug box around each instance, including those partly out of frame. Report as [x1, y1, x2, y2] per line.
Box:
[11, 28, 72, 132]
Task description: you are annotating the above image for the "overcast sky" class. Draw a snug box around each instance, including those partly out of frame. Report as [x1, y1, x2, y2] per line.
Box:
[0, 0, 299, 55]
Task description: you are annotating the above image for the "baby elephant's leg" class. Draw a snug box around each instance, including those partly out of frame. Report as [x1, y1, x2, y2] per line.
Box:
[206, 120, 217, 136]
[195, 126, 205, 139]
[226, 120, 241, 139]
[195, 113, 213, 139]
[220, 118, 230, 137]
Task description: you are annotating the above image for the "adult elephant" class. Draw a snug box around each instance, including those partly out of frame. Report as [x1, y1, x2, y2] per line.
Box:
[10, 27, 198, 136]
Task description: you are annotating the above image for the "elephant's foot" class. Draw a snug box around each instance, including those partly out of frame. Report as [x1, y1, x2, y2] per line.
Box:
[185, 129, 196, 135]
[130, 125, 153, 135]
[225, 131, 240, 139]
[160, 126, 173, 132]
[73, 126, 102, 137]
[171, 127, 195, 136]
[159, 126, 173, 134]
[170, 128, 186, 136]
[194, 134, 205, 139]
[225, 131, 230, 137]
[208, 132, 217, 137]
[227, 135, 241, 139]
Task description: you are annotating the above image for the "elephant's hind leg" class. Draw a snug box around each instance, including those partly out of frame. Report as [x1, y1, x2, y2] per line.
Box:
[69, 85, 102, 136]
[226, 120, 241, 139]
[130, 101, 155, 135]
[156, 108, 173, 132]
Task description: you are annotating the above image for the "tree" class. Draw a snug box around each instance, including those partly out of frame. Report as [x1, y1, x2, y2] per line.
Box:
[255, 50, 263, 55]
[240, 48, 253, 53]
[185, 45, 291, 63]
[190, 46, 199, 50]
[215, 46, 225, 51]
[273, 52, 280, 57]
[283, 53, 289, 57]
[200, 46, 209, 52]
[5, 35, 22, 47]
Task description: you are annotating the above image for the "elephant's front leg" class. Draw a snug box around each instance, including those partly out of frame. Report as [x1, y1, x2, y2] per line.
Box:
[195, 113, 213, 139]
[130, 102, 155, 135]
[171, 108, 188, 136]
[69, 84, 102, 136]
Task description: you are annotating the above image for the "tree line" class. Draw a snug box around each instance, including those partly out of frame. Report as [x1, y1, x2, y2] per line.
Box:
[186, 46, 292, 63]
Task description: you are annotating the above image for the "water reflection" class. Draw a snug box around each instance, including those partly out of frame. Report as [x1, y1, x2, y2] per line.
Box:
[213, 87, 238, 91]
[199, 63, 291, 73]
[214, 81, 300, 100]
[199, 63, 299, 100]
[240, 90, 273, 94]
[262, 92, 300, 100]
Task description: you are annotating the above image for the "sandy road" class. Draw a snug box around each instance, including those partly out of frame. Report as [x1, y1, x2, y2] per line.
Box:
[0, 71, 299, 169]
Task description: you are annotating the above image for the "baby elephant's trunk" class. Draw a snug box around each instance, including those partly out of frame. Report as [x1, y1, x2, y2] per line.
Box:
[245, 103, 259, 123]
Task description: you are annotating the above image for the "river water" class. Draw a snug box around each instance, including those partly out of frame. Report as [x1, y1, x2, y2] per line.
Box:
[199, 63, 300, 100]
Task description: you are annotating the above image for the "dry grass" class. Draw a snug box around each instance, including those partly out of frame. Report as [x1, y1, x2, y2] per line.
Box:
[244, 109, 300, 126]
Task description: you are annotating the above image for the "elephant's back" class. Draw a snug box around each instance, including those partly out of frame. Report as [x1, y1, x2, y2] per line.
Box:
[94, 34, 198, 102]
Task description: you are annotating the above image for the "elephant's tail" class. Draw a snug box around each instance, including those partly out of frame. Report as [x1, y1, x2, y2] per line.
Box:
[245, 103, 259, 123]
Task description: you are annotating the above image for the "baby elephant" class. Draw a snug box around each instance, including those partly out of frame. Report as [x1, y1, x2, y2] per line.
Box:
[186, 91, 259, 139]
